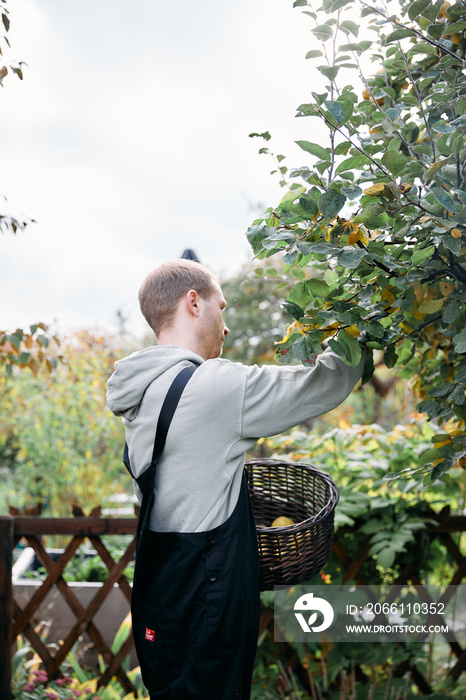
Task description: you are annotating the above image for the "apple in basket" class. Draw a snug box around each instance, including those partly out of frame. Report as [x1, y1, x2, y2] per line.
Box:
[271, 516, 300, 562]
[271, 516, 295, 527]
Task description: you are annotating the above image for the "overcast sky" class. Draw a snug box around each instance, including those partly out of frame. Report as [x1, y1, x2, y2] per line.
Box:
[1, 0, 344, 337]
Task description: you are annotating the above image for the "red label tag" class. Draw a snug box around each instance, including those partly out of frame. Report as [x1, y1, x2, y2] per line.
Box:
[145, 627, 155, 642]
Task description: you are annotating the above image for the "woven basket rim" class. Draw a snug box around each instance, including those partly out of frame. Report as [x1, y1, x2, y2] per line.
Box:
[245, 457, 339, 533]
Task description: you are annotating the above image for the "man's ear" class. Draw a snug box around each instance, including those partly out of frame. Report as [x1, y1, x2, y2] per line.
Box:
[186, 289, 200, 317]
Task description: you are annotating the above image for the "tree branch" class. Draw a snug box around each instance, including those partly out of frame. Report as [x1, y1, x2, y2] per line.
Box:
[398, 44, 436, 163]
[359, 2, 462, 63]
[355, 54, 426, 167]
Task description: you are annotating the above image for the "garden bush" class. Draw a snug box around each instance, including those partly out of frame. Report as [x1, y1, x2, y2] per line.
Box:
[0, 331, 131, 516]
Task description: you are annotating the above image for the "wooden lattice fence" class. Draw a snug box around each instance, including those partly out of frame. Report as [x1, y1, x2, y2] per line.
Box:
[1, 509, 138, 699]
[0, 507, 465, 698]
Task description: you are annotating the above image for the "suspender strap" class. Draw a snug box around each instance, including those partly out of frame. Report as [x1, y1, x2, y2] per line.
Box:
[148, 364, 197, 471]
[133, 364, 197, 549]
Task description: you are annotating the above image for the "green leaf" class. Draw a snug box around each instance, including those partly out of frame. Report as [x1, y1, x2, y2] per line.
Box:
[443, 233, 461, 255]
[366, 320, 386, 339]
[339, 42, 370, 53]
[307, 278, 331, 298]
[429, 383, 453, 398]
[282, 301, 305, 321]
[425, 157, 454, 182]
[411, 245, 435, 265]
[340, 185, 362, 200]
[384, 344, 398, 369]
[334, 142, 352, 156]
[402, 94, 422, 107]
[299, 193, 319, 216]
[453, 330, 466, 354]
[422, 4, 439, 22]
[451, 385, 466, 405]
[361, 351, 374, 384]
[338, 329, 362, 366]
[430, 187, 457, 213]
[318, 189, 346, 218]
[293, 335, 322, 366]
[328, 0, 353, 10]
[295, 140, 331, 161]
[338, 247, 367, 269]
[385, 107, 400, 120]
[421, 448, 444, 467]
[10, 332, 22, 351]
[455, 367, 466, 384]
[376, 547, 396, 569]
[417, 400, 443, 418]
[410, 161, 425, 177]
[288, 281, 314, 309]
[311, 242, 340, 255]
[340, 20, 359, 37]
[359, 519, 382, 535]
[319, 66, 340, 82]
[358, 40, 372, 52]
[427, 23, 444, 40]
[328, 337, 348, 360]
[408, 0, 431, 20]
[325, 100, 345, 125]
[354, 201, 385, 224]
[312, 24, 333, 41]
[418, 76, 435, 93]
[249, 131, 271, 141]
[364, 213, 389, 230]
[305, 50, 323, 59]
[385, 28, 416, 43]
[37, 335, 49, 348]
[433, 122, 455, 134]
[283, 249, 300, 265]
[339, 99, 354, 124]
[246, 225, 274, 254]
[336, 155, 370, 174]
[408, 42, 439, 56]
[443, 300, 462, 324]
[444, 21, 466, 34]
[381, 150, 406, 176]
[11, 66, 23, 80]
[456, 96, 466, 116]
[437, 133, 453, 157]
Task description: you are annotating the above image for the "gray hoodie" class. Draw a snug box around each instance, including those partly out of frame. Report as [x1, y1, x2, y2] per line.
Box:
[106, 345, 365, 533]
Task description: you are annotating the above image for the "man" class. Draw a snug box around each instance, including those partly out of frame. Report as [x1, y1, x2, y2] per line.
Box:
[106, 259, 368, 699]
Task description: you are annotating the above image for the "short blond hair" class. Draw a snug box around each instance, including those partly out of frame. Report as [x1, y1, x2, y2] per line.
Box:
[138, 260, 217, 336]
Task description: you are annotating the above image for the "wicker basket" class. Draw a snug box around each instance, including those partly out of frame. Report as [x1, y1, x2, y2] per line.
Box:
[245, 459, 339, 590]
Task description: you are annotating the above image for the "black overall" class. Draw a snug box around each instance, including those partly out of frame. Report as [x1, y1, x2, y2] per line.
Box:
[124, 366, 261, 699]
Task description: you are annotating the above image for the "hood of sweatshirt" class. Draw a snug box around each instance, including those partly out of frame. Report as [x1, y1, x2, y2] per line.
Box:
[106, 345, 204, 420]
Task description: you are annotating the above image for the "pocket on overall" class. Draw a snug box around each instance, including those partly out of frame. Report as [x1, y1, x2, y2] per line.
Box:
[188, 633, 244, 699]
[132, 603, 182, 691]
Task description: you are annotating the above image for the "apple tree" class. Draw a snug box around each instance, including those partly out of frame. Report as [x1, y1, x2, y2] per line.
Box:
[247, 0, 466, 482]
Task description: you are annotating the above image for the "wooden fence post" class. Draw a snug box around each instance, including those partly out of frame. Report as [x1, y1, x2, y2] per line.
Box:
[0, 516, 14, 700]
